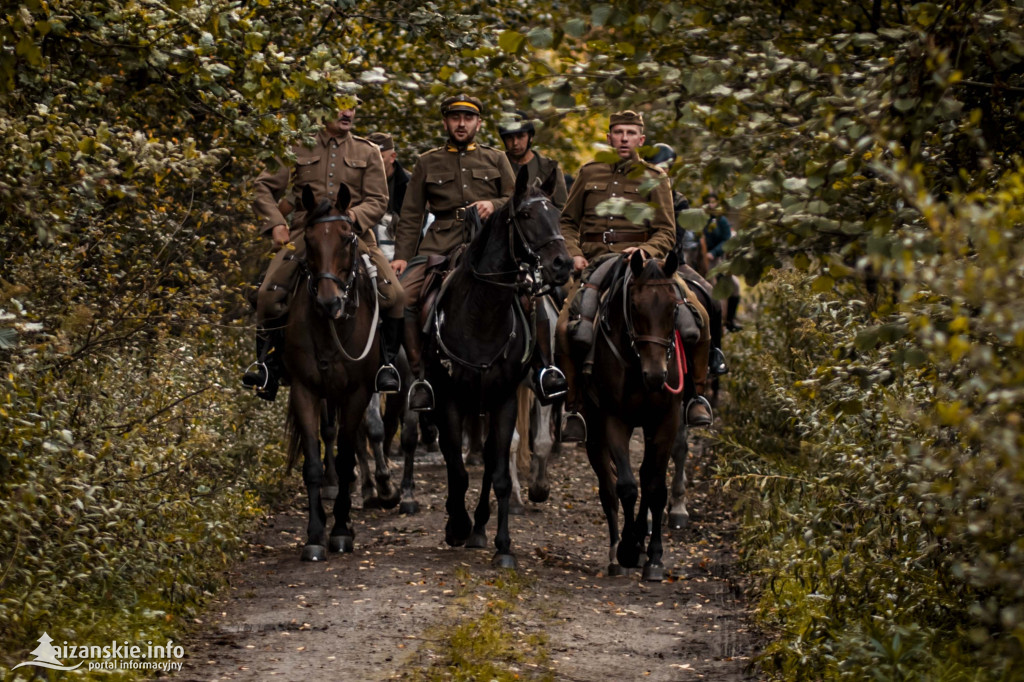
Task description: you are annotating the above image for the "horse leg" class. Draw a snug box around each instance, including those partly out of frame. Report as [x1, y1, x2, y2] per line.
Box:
[640, 417, 675, 582]
[419, 412, 439, 453]
[528, 393, 551, 504]
[466, 442, 493, 549]
[353, 415, 375, 507]
[321, 400, 340, 501]
[292, 388, 327, 562]
[508, 385, 531, 514]
[585, 425, 622, 576]
[438, 401, 472, 547]
[607, 417, 642, 570]
[398, 407, 420, 515]
[508, 428, 526, 516]
[668, 417, 690, 530]
[330, 391, 371, 553]
[464, 413, 485, 466]
[490, 395, 519, 569]
[363, 393, 398, 508]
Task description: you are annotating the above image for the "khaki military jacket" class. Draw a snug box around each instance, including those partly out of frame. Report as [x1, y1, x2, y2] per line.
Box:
[252, 130, 388, 243]
[559, 155, 675, 261]
[394, 143, 516, 261]
[508, 152, 568, 209]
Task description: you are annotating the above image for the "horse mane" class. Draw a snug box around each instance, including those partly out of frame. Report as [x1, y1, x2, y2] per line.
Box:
[464, 185, 548, 263]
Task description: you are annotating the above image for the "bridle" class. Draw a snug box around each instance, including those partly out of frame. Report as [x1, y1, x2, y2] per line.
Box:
[469, 195, 564, 295]
[600, 268, 682, 367]
[304, 213, 360, 318]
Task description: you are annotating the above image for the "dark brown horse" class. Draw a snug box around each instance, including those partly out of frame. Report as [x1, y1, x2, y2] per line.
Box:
[573, 250, 685, 581]
[422, 169, 571, 568]
[284, 184, 381, 562]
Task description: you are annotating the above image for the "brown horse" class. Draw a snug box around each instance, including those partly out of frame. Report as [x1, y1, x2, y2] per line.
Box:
[573, 250, 684, 581]
[284, 184, 381, 562]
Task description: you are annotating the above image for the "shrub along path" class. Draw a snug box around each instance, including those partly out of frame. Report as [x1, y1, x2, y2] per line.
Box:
[169, 430, 759, 681]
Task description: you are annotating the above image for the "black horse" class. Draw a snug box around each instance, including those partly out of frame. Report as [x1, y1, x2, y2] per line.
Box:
[421, 168, 571, 568]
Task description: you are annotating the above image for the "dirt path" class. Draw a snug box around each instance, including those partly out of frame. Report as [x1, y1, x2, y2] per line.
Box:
[170, 433, 760, 681]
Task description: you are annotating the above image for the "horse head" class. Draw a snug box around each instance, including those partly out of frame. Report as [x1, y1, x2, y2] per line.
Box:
[508, 167, 571, 291]
[626, 249, 680, 392]
[301, 184, 358, 320]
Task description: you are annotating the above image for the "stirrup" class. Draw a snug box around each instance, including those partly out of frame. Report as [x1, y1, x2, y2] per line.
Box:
[242, 361, 270, 391]
[408, 379, 434, 412]
[560, 411, 587, 443]
[709, 347, 728, 376]
[375, 364, 401, 394]
[537, 366, 568, 401]
[685, 396, 714, 428]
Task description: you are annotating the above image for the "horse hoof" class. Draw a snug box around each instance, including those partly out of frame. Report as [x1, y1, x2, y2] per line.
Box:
[617, 546, 641, 569]
[466, 531, 489, 549]
[362, 496, 384, 510]
[642, 562, 665, 582]
[322, 486, 339, 501]
[399, 500, 420, 515]
[464, 452, 483, 467]
[528, 486, 550, 504]
[509, 500, 526, 516]
[492, 553, 518, 569]
[606, 563, 626, 577]
[668, 512, 690, 530]
[379, 492, 401, 510]
[328, 535, 354, 553]
[301, 545, 327, 562]
[426, 441, 439, 453]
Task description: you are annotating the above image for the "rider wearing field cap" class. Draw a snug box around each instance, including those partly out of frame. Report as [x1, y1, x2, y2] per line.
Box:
[244, 97, 406, 401]
[391, 93, 516, 411]
[498, 110, 568, 209]
[556, 110, 714, 441]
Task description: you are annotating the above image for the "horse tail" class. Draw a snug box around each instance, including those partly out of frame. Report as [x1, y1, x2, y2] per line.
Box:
[515, 384, 533, 476]
[285, 406, 302, 476]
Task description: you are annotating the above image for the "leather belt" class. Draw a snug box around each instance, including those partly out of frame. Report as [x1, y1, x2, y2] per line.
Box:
[582, 229, 649, 244]
[433, 207, 468, 221]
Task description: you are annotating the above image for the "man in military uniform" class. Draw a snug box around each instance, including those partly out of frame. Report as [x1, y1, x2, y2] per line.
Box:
[243, 102, 405, 400]
[498, 110, 568, 209]
[391, 94, 516, 411]
[367, 131, 410, 261]
[556, 110, 714, 441]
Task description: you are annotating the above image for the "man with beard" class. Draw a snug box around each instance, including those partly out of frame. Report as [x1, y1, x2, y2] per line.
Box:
[390, 94, 516, 411]
[243, 101, 405, 400]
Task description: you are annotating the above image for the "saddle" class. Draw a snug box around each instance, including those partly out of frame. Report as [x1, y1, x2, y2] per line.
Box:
[418, 244, 470, 333]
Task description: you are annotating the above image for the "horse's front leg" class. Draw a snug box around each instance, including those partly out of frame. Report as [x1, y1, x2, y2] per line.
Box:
[466, 437, 494, 549]
[606, 415, 641, 570]
[489, 394, 520, 569]
[668, 416, 690, 530]
[438, 400, 472, 547]
[526, 389, 550, 503]
[292, 387, 327, 562]
[330, 386, 373, 554]
[639, 411, 677, 582]
[585, 419, 621, 576]
[321, 400, 340, 501]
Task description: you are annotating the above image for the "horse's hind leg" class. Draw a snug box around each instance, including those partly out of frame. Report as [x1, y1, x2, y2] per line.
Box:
[606, 419, 641, 570]
[668, 418, 690, 530]
[528, 393, 551, 504]
[354, 416, 375, 506]
[321, 401, 339, 501]
[367, 393, 399, 508]
[490, 395, 519, 569]
[398, 407, 420, 515]
[293, 389, 327, 562]
[464, 413, 485, 466]
[586, 427, 622, 576]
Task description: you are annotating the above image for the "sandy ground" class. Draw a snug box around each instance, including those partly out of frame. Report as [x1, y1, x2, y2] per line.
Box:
[166, 430, 761, 681]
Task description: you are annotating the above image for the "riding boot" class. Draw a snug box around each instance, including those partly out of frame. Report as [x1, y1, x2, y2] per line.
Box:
[242, 326, 283, 402]
[686, 341, 714, 427]
[725, 294, 743, 332]
[556, 318, 586, 443]
[533, 312, 567, 402]
[404, 310, 434, 411]
[375, 316, 403, 394]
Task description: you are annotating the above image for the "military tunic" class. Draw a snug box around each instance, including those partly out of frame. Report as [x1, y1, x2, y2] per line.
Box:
[559, 156, 675, 261]
[508, 152, 568, 209]
[252, 130, 401, 322]
[394, 143, 516, 262]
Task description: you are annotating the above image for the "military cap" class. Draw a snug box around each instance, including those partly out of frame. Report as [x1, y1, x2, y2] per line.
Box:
[498, 109, 536, 137]
[368, 132, 394, 151]
[609, 110, 644, 129]
[441, 94, 484, 117]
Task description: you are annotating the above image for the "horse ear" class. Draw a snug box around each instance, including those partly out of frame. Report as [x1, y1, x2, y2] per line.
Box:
[539, 168, 557, 199]
[301, 184, 316, 213]
[664, 250, 678, 276]
[514, 165, 530, 203]
[335, 183, 352, 214]
[629, 249, 645, 277]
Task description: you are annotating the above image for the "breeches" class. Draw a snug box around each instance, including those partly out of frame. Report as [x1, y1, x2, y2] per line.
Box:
[255, 235, 405, 324]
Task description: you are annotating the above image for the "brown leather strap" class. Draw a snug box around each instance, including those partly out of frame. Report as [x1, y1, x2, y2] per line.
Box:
[582, 229, 649, 244]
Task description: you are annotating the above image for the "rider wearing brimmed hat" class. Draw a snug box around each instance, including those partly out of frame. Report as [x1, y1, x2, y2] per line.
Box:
[391, 94, 516, 411]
